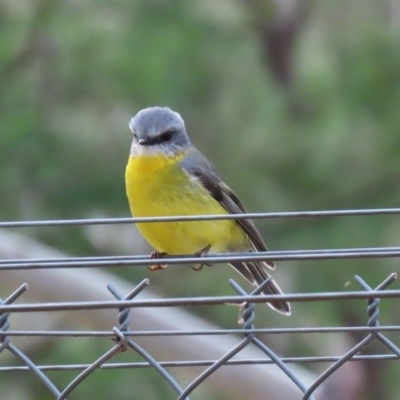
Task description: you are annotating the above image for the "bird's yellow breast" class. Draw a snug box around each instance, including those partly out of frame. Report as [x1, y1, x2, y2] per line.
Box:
[125, 153, 246, 254]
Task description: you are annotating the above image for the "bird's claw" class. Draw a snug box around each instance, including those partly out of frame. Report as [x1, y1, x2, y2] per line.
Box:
[148, 264, 167, 271]
[148, 251, 168, 271]
[191, 244, 212, 272]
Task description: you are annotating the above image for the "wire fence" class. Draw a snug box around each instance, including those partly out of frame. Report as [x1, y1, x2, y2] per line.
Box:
[1, 209, 400, 399]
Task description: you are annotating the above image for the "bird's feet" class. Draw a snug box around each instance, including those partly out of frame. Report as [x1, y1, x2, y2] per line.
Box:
[148, 251, 168, 271]
[191, 244, 213, 271]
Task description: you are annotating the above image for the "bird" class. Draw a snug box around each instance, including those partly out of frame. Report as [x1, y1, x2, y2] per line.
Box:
[125, 107, 290, 315]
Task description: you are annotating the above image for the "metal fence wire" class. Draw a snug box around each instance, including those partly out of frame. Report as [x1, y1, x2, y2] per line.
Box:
[1, 208, 400, 399]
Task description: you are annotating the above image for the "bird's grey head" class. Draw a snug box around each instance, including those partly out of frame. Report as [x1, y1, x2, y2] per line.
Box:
[129, 107, 191, 157]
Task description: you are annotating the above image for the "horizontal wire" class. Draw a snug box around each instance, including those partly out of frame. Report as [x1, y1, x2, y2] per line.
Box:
[1, 290, 400, 313]
[3, 246, 400, 266]
[1, 207, 400, 228]
[3, 326, 400, 337]
[1, 247, 400, 270]
[1, 354, 398, 373]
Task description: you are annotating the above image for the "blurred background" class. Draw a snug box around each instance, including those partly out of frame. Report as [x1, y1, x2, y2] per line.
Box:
[1, 0, 400, 399]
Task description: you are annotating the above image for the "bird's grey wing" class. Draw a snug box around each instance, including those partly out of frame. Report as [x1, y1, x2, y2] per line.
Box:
[180, 149, 275, 270]
[180, 149, 290, 315]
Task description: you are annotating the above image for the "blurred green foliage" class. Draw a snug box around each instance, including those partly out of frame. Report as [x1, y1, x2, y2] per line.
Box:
[1, 0, 400, 399]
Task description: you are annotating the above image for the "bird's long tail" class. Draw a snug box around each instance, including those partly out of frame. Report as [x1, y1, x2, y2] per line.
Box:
[229, 261, 291, 315]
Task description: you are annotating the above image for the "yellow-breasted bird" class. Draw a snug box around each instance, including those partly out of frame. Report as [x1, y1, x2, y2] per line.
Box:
[125, 107, 290, 315]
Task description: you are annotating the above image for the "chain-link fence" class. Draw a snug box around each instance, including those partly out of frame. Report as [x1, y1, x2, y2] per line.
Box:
[1, 209, 400, 399]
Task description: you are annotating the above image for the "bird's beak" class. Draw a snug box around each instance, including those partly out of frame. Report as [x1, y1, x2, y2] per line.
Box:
[137, 136, 153, 146]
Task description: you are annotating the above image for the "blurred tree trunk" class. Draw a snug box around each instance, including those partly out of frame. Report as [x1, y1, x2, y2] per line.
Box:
[244, 0, 309, 114]
[341, 313, 386, 400]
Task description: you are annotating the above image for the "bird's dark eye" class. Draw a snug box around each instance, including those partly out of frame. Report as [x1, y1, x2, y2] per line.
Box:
[161, 130, 174, 142]
[132, 131, 138, 140]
